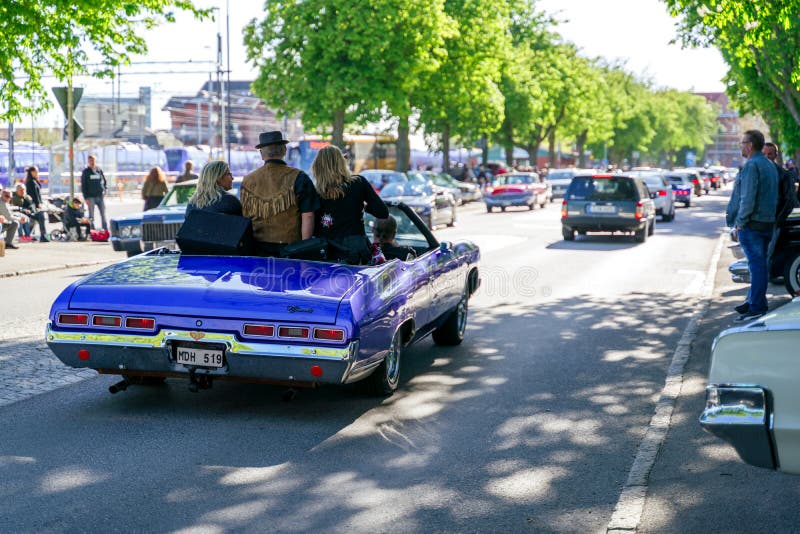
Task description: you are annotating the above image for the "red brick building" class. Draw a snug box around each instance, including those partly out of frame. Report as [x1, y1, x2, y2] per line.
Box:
[695, 92, 769, 168]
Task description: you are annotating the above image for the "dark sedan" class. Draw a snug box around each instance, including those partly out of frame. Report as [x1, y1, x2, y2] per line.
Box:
[379, 182, 456, 229]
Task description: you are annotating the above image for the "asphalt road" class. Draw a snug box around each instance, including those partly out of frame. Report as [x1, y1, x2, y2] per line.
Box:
[2, 188, 798, 533]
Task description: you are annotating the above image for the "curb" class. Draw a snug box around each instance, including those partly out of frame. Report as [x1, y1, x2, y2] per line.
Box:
[0, 259, 117, 279]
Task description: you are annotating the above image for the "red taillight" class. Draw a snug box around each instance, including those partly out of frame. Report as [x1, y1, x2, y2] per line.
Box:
[244, 324, 275, 337]
[313, 328, 345, 341]
[58, 313, 89, 325]
[658, 190, 667, 197]
[310, 365, 323, 377]
[635, 201, 644, 220]
[93, 315, 122, 327]
[125, 317, 155, 330]
[561, 199, 568, 218]
[278, 326, 309, 339]
[692, 178, 699, 184]
[78, 349, 90, 361]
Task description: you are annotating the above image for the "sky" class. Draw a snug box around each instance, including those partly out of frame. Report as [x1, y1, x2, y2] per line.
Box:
[38, 0, 728, 135]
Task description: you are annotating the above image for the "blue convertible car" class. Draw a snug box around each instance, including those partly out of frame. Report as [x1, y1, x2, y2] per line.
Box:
[47, 204, 480, 396]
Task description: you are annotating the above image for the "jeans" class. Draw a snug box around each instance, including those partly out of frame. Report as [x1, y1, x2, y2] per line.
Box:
[86, 196, 108, 230]
[767, 226, 782, 278]
[739, 227, 773, 314]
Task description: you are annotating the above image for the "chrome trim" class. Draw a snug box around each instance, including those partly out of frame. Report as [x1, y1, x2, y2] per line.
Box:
[46, 324, 355, 361]
[699, 384, 776, 470]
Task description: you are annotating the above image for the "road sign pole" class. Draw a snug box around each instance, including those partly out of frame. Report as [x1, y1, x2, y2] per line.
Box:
[68, 81, 75, 199]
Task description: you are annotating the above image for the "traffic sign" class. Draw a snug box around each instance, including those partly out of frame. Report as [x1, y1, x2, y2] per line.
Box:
[63, 118, 83, 140]
[52, 86, 83, 115]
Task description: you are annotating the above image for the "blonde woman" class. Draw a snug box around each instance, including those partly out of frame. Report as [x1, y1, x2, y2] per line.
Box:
[186, 161, 242, 216]
[142, 166, 169, 211]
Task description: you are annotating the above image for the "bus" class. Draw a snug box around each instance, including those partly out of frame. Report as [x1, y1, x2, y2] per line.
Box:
[287, 134, 397, 175]
[0, 141, 51, 188]
[165, 146, 262, 178]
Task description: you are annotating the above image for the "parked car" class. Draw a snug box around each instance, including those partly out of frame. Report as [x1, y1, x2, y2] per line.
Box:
[408, 171, 462, 205]
[561, 174, 656, 243]
[379, 181, 456, 229]
[46, 203, 481, 397]
[484, 172, 551, 212]
[413, 171, 482, 203]
[360, 169, 407, 192]
[728, 208, 800, 295]
[110, 178, 243, 257]
[665, 172, 694, 207]
[700, 298, 800, 474]
[547, 168, 593, 199]
[629, 171, 676, 221]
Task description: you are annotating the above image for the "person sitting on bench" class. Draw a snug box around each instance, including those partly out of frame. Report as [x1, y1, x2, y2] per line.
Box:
[372, 215, 416, 261]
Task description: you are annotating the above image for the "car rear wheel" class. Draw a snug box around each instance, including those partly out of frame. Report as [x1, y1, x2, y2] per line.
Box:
[432, 290, 468, 346]
[447, 207, 456, 227]
[363, 330, 402, 396]
[662, 205, 675, 222]
[635, 222, 648, 243]
[783, 252, 800, 296]
[648, 218, 656, 236]
[528, 202, 535, 210]
[500, 206, 506, 212]
[486, 205, 492, 213]
[563, 227, 575, 241]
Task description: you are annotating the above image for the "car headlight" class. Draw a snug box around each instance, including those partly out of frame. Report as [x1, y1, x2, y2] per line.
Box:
[120, 226, 131, 238]
[130, 225, 142, 238]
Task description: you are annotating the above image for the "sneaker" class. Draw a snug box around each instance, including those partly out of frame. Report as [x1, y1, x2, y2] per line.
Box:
[5, 243, 18, 249]
[734, 302, 750, 315]
[735, 310, 766, 322]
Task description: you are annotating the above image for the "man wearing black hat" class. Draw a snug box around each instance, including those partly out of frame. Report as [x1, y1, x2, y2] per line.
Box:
[241, 131, 320, 255]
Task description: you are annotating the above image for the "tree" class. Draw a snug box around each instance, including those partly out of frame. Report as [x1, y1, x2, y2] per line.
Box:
[664, 1, 800, 154]
[414, 0, 510, 171]
[245, 0, 453, 156]
[0, 1, 208, 121]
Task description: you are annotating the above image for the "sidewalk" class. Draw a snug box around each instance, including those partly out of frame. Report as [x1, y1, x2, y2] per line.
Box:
[0, 239, 121, 278]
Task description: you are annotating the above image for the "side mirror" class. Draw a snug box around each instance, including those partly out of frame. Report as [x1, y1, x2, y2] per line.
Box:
[439, 241, 452, 253]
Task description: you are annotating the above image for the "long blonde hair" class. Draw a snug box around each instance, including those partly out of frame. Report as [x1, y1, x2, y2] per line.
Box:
[190, 161, 229, 208]
[144, 166, 166, 186]
[312, 145, 355, 199]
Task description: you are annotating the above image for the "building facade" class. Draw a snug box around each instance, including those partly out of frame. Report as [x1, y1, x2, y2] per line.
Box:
[695, 92, 769, 168]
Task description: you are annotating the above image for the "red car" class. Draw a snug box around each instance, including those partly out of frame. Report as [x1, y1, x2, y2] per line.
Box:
[484, 172, 552, 212]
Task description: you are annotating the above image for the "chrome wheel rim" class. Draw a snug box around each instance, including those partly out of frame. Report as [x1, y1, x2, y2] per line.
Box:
[456, 296, 468, 336]
[386, 334, 401, 386]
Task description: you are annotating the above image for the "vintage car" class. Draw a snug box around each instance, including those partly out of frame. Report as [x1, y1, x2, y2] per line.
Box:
[110, 178, 243, 256]
[484, 172, 552, 212]
[700, 299, 800, 474]
[728, 208, 800, 296]
[413, 171, 483, 204]
[46, 203, 480, 397]
[379, 181, 457, 229]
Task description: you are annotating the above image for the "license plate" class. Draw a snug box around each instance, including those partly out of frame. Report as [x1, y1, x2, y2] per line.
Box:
[588, 205, 617, 214]
[175, 346, 224, 368]
[501, 201, 512, 206]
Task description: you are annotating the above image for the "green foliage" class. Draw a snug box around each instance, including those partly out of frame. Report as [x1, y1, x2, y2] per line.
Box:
[664, 0, 800, 153]
[0, 0, 208, 121]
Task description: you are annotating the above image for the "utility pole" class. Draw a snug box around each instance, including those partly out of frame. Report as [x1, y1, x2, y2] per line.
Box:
[226, 0, 232, 162]
[67, 80, 75, 199]
[217, 32, 225, 161]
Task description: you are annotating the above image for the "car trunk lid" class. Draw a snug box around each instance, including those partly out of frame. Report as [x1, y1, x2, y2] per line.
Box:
[68, 254, 369, 324]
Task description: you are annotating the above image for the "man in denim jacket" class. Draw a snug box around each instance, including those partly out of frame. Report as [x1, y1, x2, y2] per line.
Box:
[726, 129, 778, 321]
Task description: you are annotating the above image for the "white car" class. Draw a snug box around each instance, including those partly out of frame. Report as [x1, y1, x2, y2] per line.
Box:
[700, 299, 800, 473]
[629, 171, 676, 222]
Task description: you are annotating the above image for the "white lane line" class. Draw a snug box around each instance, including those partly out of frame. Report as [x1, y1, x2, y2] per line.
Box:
[605, 232, 725, 533]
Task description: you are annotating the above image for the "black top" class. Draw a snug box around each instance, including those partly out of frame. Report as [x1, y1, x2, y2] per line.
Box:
[186, 189, 243, 217]
[381, 243, 417, 261]
[81, 166, 107, 198]
[775, 162, 797, 224]
[314, 175, 389, 241]
[64, 205, 85, 226]
[265, 159, 320, 213]
[25, 176, 42, 207]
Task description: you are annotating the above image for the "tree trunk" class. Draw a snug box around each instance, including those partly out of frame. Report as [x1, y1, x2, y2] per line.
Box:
[442, 124, 451, 172]
[481, 133, 489, 166]
[548, 130, 556, 168]
[332, 109, 345, 149]
[396, 115, 410, 172]
[502, 116, 514, 167]
[576, 130, 588, 168]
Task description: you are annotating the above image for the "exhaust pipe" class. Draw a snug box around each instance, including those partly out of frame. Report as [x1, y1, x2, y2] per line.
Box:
[108, 379, 129, 394]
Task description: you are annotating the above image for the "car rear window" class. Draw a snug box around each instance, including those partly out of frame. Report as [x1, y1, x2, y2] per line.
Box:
[667, 175, 687, 184]
[642, 176, 665, 189]
[567, 177, 637, 201]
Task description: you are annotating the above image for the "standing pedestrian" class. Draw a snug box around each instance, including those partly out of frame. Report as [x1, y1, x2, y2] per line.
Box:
[726, 130, 778, 321]
[142, 166, 169, 211]
[240, 131, 320, 256]
[764, 142, 796, 282]
[80, 154, 108, 230]
[25, 165, 44, 211]
[176, 160, 199, 184]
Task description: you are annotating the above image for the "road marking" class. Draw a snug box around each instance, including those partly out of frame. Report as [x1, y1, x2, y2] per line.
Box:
[605, 231, 724, 533]
[677, 269, 706, 295]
